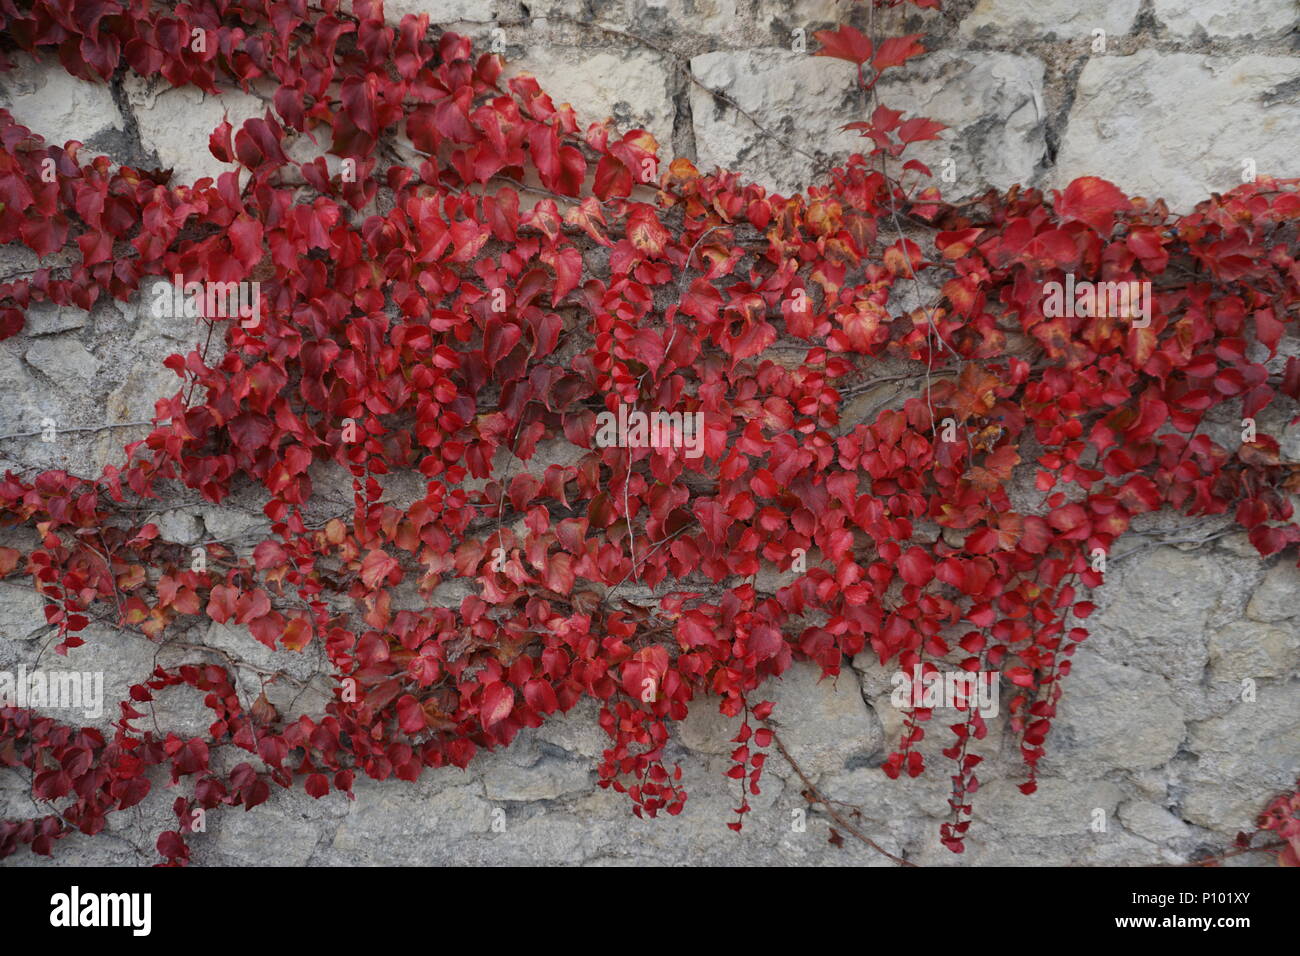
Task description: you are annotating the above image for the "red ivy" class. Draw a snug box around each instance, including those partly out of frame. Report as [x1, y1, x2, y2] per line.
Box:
[0, 0, 1297, 864]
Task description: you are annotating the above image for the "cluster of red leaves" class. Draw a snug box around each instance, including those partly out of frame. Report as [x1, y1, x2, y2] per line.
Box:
[0, 0, 1297, 864]
[0, 663, 307, 864]
[1254, 779, 1300, 867]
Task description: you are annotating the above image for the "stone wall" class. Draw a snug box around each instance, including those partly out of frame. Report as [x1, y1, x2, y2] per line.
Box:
[1, 0, 1298, 867]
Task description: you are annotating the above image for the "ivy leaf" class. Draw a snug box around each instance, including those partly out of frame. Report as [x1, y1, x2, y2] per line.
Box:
[480, 681, 515, 730]
[874, 34, 927, 72]
[813, 25, 873, 65]
[1054, 176, 1130, 235]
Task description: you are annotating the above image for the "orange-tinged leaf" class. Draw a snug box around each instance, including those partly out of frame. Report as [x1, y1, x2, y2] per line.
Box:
[951, 364, 1003, 421]
[627, 206, 672, 257]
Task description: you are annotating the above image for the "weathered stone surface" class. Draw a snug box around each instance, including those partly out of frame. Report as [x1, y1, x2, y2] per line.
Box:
[1052, 51, 1300, 212]
[769, 663, 882, 776]
[203, 621, 331, 716]
[23, 303, 87, 337]
[481, 737, 595, 800]
[1182, 685, 1300, 833]
[1044, 648, 1186, 776]
[103, 364, 179, 432]
[1283, 420, 1300, 462]
[0, 338, 116, 476]
[690, 49, 1044, 197]
[973, 776, 1124, 838]
[1219, 532, 1265, 558]
[0, 618, 214, 736]
[678, 661, 881, 776]
[1246, 561, 1300, 622]
[505, 48, 677, 153]
[664, 0, 850, 48]
[534, 697, 608, 758]
[25, 337, 101, 383]
[198, 505, 270, 544]
[153, 510, 205, 546]
[382, 0, 499, 23]
[0, 582, 46, 642]
[1209, 621, 1298, 682]
[0, 343, 42, 436]
[328, 778, 493, 865]
[1, 0, 1296, 870]
[875, 51, 1046, 199]
[134, 281, 208, 343]
[827, 761, 957, 838]
[689, 48, 856, 194]
[851, 650, 1011, 766]
[1153, 0, 1300, 38]
[203, 787, 342, 867]
[1088, 546, 1249, 718]
[675, 688, 748, 755]
[0, 54, 123, 148]
[1119, 799, 1193, 846]
[527, 0, 853, 50]
[122, 75, 266, 187]
[960, 0, 1142, 39]
[1091, 548, 1222, 658]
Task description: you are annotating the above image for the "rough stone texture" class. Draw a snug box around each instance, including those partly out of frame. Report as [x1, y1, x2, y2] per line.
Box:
[689, 49, 858, 194]
[0, 292, 193, 477]
[0, 54, 123, 151]
[122, 74, 267, 186]
[23, 303, 88, 337]
[1119, 799, 1193, 846]
[1, 0, 1298, 868]
[1086, 547, 1252, 720]
[1153, 0, 1300, 39]
[529, 0, 851, 50]
[24, 337, 101, 383]
[1051, 51, 1300, 212]
[758, 662, 883, 775]
[505, 47, 678, 152]
[1044, 648, 1186, 777]
[873, 51, 1046, 200]
[1283, 420, 1300, 462]
[1182, 686, 1300, 833]
[1209, 621, 1300, 683]
[1246, 560, 1300, 622]
[384, 0, 499, 22]
[688, 49, 1044, 198]
[960, 0, 1143, 39]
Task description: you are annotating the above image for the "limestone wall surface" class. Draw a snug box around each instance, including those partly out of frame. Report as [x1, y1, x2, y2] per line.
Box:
[1, 0, 1298, 866]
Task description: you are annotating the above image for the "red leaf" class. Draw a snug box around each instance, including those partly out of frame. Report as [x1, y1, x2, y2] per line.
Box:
[229, 412, 274, 450]
[1007, 666, 1035, 688]
[360, 549, 400, 589]
[898, 546, 935, 587]
[874, 34, 926, 72]
[523, 679, 558, 714]
[396, 694, 427, 734]
[480, 681, 515, 730]
[1054, 177, 1129, 235]
[897, 116, 947, 145]
[814, 25, 873, 65]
